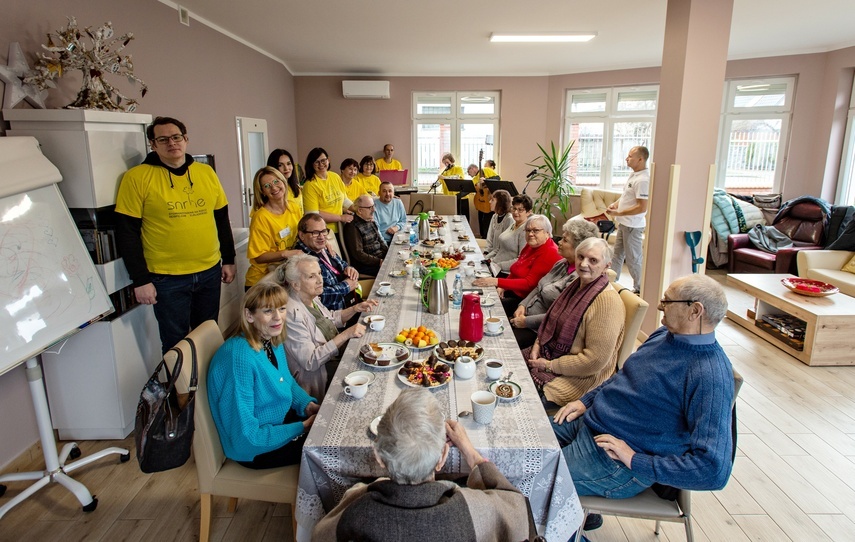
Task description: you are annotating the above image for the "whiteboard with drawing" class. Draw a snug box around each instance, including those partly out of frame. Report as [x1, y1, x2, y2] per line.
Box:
[0, 137, 113, 376]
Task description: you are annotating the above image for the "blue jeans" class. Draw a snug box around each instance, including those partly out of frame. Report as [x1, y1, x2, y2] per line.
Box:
[551, 417, 652, 499]
[151, 263, 222, 354]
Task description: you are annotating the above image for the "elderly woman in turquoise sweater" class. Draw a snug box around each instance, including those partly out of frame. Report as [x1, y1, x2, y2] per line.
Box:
[208, 282, 320, 469]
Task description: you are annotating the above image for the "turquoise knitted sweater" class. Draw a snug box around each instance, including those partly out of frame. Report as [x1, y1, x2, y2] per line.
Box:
[208, 335, 316, 462]
[581, 327, 734, 490]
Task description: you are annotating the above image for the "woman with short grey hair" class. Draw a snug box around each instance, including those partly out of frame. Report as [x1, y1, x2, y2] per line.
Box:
[510, 219, 601, 348]
[312, 389, 535, 541]
[274, 254, 376, 399]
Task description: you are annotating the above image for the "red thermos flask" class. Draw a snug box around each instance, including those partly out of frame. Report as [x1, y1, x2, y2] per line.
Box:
[459, 293, 484, 342]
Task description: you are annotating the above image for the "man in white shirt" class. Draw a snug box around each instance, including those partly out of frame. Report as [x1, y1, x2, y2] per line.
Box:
[607, 146, 650, 293]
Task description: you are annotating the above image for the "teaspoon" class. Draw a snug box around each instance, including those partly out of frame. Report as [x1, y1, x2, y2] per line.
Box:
[458, 411, 472, 418]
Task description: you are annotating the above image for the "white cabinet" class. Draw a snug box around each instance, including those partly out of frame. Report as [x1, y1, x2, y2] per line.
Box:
[42, 304, 160, 440]
[3, 109, 150, 208]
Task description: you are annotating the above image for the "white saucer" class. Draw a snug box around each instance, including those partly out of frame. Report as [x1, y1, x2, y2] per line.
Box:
[480, 297, 496, 307]
[345, 370, 377, 386]
[376, 289, 396, 297]
[474, 271, 492, 279]
[483, 325, 505, 337]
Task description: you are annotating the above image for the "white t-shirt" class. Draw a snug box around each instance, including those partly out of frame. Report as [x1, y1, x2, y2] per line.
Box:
[615, 169, 650, 228]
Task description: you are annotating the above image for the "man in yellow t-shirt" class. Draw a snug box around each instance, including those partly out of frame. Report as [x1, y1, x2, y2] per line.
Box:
[375, 144, 403, 171]
[115, 116, 236, 354]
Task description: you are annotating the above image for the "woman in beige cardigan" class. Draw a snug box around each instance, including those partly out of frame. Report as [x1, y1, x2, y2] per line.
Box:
[524, 237, 625, 407]
[275, 254, 376, 400]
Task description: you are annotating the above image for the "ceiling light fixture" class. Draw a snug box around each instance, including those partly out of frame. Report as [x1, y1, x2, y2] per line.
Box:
[490, 32, 597, 43]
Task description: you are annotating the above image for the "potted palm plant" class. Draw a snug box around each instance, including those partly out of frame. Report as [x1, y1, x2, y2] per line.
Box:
[527, 140, 577, 225]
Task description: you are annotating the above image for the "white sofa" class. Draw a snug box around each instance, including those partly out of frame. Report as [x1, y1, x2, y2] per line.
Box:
[797, 250, 855, 297]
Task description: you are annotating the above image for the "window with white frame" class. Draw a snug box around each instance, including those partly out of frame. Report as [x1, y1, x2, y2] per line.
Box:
[563, 86, 658, 190]
[715, 77, 796, 195]
[835, 77, 855, 205]
[412, 92, 500, 187]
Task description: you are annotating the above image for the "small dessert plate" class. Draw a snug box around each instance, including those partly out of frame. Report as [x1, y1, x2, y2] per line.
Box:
[488, 380, 522, 401]
[376, 289, 396, 297]
[368, 415, 383, 436]
[474, 271, 492, 279]
[480, 296, 496, 307]
[344, 370, 376, 386]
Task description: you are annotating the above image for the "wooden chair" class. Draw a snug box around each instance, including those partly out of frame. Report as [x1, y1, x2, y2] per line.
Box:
[172, 321, 300, 541]
[432, 194, 457, 216]
[611, 283, 649, 368]
[575, 369, 744, 542]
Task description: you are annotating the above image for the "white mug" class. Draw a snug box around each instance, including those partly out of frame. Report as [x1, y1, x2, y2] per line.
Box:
[377, 281, 392, 295]
[398, 250, 410, 260]
[344, 376, 369, 399]
[486, 317, 502, 333]
[369, 315, 386, 331]
[485, 359, 504, 381]
[465, 266, 475, 277]
[471, 390, 497, 424]
[428, 210, 436, 217]
[405, 264, 414, 276]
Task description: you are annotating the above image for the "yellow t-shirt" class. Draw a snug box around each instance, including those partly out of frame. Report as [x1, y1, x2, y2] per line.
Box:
[375, 158, 403, 171]
[245, 205, 302, 287]
[357, 173, 382, 195]
[342, 178, 368, 203]
[303, 171, 348, 232]
[115, 162, 228, 274]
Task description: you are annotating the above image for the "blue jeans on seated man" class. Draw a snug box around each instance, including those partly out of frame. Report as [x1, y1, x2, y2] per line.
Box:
[551, 416, 652, 499]
[151, 263, 222, 354]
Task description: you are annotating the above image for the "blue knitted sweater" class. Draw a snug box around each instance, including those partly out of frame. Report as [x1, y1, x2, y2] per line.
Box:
[581, 327, 734, 490]
[208, 335, 316, 462]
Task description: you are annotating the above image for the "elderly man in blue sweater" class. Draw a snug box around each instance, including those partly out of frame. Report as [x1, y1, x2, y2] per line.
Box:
[552, 274, 734, 508]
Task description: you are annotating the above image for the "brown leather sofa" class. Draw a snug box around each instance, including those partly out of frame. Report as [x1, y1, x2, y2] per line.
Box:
[727, 201, 826, 274]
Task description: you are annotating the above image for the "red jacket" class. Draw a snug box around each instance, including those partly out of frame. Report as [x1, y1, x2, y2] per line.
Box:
[498, 238, 562, 298]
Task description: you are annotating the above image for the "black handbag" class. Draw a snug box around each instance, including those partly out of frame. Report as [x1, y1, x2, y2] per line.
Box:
[135, 337, 198, 473]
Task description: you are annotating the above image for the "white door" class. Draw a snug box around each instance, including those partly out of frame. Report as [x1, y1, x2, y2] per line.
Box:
[236, 117, 268, 227]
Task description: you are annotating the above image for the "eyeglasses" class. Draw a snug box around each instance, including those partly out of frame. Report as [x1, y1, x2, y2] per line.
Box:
[314, 158, 329, 166]
[658, 299, 696, 309]
[303, 228, 330, 237]
[511, 207, 527, 213]
[524, 228, 544, 234]
[262, 178, 282, 190]
[152, 134, 185, 145]
[359, 205, 375, 210]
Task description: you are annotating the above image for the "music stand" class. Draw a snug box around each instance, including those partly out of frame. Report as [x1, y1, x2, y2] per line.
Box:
[443, 178, 475, 197]
[484, 179, 519, 196]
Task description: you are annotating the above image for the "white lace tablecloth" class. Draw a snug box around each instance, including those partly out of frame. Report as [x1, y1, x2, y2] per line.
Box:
[296, 215, 583, 541]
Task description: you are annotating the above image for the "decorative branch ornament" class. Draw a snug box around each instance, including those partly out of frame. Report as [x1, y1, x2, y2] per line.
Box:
[24, 17, 147, 112]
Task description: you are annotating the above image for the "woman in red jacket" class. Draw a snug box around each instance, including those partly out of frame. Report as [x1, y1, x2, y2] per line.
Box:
[474, 214, 562, 316]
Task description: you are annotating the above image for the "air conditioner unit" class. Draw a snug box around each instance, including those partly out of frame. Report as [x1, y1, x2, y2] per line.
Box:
[342, 80, 390, 100]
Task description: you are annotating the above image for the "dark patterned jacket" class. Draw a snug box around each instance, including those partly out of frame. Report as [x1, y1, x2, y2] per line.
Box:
[294, 239, 351, 310]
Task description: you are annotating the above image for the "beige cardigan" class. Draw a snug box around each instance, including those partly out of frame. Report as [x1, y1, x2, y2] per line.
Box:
[284, 295, 344, 400]
[541, 287, 625, 406]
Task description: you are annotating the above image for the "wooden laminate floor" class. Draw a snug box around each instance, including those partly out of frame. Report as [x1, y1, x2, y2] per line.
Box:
[1, 270, 853, 542]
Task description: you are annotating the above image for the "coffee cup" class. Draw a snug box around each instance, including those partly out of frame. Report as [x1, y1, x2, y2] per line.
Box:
[486, 317, 502, 333]
[485, 359, 504, 381]
[344, 375, 369, 399]
[471, 390, 497, 424]
[454, 356, 476, 380]
[428, 210, 436, 217]
[405, 264, 414, 276]
[369, 315, 386, 331]
[398, 250, 410, 260]
[377, 281, 392, 295]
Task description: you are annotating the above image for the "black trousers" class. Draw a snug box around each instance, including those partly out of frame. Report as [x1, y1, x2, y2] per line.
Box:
[478, 210, 494, 239]
[238, 409, 307, 469]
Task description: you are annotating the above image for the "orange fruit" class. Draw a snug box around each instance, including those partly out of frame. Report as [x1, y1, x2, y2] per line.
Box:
[417, 326, 427, 333]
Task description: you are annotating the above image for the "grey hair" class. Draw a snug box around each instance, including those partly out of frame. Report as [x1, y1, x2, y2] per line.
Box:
[672, 274, 728, 327]
[562, 219, 600, 248]
[274, 253, 318, 291]
[374, 389, 446, 485]
[575, 236, 613, 265]
[526, 214, 553, 236]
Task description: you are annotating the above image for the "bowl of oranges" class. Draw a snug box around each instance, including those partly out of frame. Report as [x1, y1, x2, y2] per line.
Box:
[435, 258, 460, 269]
[394, 326, 441, 349]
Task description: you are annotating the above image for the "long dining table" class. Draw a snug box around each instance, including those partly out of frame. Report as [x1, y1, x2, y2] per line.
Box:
[295, 215, 583, 541]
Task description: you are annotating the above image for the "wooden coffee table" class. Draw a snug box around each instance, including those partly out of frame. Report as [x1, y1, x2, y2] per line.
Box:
[726, 273, 855, 366]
